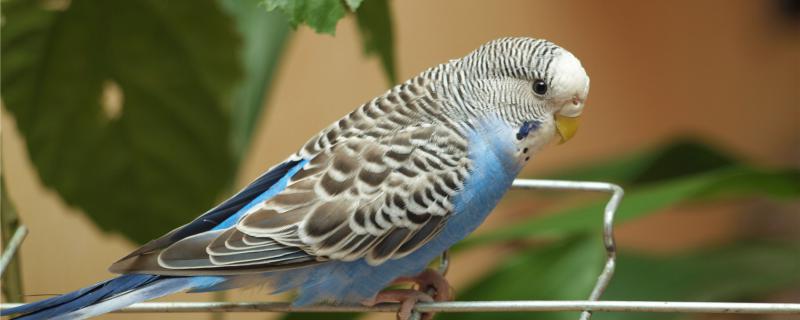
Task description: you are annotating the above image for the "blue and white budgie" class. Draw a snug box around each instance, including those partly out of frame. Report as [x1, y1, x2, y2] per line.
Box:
[2, 37, 589, 320]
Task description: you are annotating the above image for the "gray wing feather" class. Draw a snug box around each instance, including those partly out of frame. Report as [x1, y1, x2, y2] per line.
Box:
[233, 122, 471, 266]
[116, 78, 472, 275]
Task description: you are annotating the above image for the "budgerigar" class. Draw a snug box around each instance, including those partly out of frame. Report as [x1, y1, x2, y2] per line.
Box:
[2, 37, 589, 320]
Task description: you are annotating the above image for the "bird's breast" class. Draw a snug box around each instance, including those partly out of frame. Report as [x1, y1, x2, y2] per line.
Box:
[440, 120, 524, 240]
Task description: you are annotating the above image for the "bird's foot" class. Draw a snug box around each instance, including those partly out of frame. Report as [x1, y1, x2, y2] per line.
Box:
[366, 269, 452, 319]
[393, 268, 453, 302]
[363, 289, 434, 320]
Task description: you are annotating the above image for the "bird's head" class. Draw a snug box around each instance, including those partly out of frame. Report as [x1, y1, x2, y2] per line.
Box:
[443, 37, 589, 144]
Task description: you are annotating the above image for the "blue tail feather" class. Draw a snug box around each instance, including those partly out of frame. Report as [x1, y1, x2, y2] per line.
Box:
[1, 274, 159, 320]
[1, 160, 306, 319]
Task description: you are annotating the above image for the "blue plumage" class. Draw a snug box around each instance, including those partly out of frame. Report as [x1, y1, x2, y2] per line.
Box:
[268, 117, 523, 306]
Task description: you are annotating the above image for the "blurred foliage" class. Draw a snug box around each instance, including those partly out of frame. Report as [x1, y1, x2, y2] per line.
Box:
[263, 0, 397, 84]
[548, 138, 737, 186]
[440, 237, 603, 320]
[1, 0, 241, 244]
[444, 240, 800, 320]
[595, 242, 800, 320]
[219, 0, 292, 160]
[456, 237, 605, 316]
[354, 0, 397, 84]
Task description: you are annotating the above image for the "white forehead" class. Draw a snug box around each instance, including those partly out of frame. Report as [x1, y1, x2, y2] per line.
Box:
[550, 50, 590, 100]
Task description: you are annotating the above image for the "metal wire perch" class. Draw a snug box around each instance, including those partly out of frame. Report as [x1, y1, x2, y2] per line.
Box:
[3, 180, 800, 317]
[4, 300, 798, 314]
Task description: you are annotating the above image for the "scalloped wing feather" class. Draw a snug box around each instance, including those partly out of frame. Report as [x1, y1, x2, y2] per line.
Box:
[115, 78, 473, 275]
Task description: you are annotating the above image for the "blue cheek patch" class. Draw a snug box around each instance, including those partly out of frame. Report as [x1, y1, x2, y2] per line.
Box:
[515, 120, 541, 140]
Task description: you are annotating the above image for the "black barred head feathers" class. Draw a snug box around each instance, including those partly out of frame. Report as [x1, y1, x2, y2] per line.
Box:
[434, 37, 590, 136]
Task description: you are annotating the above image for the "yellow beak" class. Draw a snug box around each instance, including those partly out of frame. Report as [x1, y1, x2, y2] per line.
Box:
[555, 114, 580, 144]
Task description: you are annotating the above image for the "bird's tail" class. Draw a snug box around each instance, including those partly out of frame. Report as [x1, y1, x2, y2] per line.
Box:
[0, 274, 206, 320]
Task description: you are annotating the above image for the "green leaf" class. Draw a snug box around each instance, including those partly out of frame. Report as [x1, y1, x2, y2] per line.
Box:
[439, 237, 605, 320]
[262, 0, 347, 35]
[458, 166, 800, 250]
[354, 0, 397, 84]
[1, 0, 242, 243]
[262, 0, 397, 85]
[219, 0, 292, 160]
[595, 242, 800, 320]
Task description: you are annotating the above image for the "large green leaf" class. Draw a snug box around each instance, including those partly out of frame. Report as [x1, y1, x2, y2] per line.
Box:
[1, 0, 242, 243]
[458, 166, 800, 250]
[219, 0, 292, 160]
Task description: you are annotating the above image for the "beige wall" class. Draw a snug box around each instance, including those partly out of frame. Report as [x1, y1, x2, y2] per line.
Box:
[2, 1, 798, 319]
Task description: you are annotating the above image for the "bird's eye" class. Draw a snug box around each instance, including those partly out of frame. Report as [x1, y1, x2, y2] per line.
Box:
[532, 79, 548, 95]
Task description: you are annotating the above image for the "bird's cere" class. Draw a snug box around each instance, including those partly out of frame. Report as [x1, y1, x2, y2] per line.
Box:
[551, 50, 590, 110]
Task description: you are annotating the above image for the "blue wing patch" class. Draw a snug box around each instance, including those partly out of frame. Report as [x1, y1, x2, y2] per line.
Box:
[113, 159, 305, 263]
[211, 158, 309, 230]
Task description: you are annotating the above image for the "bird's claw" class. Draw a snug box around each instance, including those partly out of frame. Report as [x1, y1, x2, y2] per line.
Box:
[393, 268, 454, 302]
[364, 289, 434, 320]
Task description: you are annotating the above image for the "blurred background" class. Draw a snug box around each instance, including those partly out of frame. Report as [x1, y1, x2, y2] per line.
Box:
[1, 0, 799, 319]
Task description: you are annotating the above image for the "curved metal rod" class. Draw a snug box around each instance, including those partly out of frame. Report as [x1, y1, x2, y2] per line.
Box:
[511, 179, 624, 320]
[0, 225, 28, 276]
